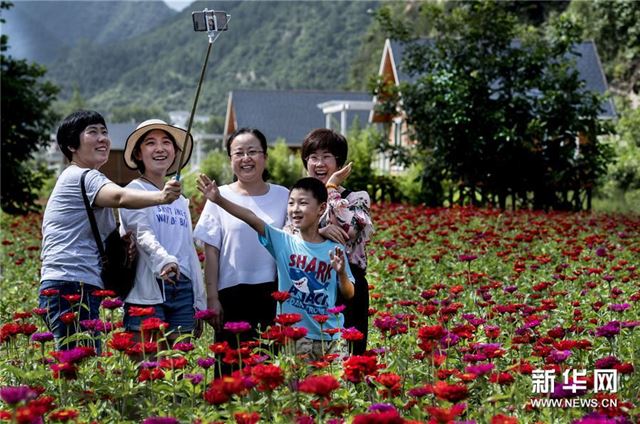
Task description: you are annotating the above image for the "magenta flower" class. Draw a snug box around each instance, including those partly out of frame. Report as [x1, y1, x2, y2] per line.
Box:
[101, 298, 124, 309]
[594, 356, 620, 369]
[458, 254, 478, 262]
[185, 373, 204, 385]
[142, 418, 179, 424]
[31, 332, 54, 343]
[595, 247, 607, 257]
[223, 321, 252, 333]
[194, 309, 217, 320]
[197, 357, 216, 369]
[173, 342, 194, 352]
[327, 305, 346, 314]
[609, 303, 630, 312]
[596, 321, 621, 339]
[465, 363, 494, 376]
[0, 385, 36, 405]
[547, 350, 572, 363]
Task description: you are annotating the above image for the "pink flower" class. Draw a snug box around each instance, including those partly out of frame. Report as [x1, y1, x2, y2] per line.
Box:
[328, 305, 346, 314]
[224, 321, 252, 333]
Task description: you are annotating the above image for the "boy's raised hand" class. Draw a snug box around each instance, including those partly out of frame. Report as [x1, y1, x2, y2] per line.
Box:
[197, 174, 220, 203]
[326, 162, 353, 188]
[329, 246, 346, 275]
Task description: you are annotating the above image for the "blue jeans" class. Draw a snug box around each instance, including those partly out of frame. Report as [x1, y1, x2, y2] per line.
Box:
[124, 275, 195, 334]
[38, 280, 102, 351]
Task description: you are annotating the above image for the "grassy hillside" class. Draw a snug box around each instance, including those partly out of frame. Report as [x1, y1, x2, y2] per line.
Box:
[43, 0, 379, 117]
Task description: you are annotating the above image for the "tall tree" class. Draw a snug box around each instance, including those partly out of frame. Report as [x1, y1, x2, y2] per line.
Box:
[1, 1, 59, 214]
[377, 1, 612, 210]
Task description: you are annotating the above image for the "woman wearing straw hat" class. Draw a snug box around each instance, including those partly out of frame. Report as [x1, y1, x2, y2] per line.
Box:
[39, 111, 182, 351]
[119, 119, 207, 345]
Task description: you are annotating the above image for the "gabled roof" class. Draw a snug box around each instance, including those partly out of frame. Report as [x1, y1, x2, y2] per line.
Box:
[107, 122, 137, 151]
[226, 89, 373, 147]
[378, 38, 616, 119]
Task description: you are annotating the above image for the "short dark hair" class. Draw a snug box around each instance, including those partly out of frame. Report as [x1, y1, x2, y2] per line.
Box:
[300, 128, 348, 169]
[56, 110, 107, 160]
[291, 177, 328, 204]
[225, 127, 270, 181]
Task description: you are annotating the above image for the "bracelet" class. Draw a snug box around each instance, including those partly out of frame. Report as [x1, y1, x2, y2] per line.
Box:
[326, 183, 338, 190]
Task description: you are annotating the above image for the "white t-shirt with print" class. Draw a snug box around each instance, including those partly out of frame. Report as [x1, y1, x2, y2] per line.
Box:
[193, 184, 289, 291]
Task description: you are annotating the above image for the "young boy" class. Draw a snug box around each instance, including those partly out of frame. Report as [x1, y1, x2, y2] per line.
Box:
[197, 174, 354, 358]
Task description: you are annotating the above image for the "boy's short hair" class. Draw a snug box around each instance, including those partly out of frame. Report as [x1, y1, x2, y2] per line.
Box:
[301, 128, 348, 169]
[56, 110, 106, 160]
[291, 177, 328, 204]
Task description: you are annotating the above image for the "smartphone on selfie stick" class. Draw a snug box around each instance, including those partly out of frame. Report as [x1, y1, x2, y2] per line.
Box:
[175, 9, 230, 181]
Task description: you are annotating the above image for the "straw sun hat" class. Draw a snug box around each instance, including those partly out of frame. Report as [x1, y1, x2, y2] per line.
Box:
[124, 119, 193, 176]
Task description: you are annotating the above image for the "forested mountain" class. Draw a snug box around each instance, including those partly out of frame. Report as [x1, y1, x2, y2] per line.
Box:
[4, 0, 378, 117]
[2, 1, 177, 64]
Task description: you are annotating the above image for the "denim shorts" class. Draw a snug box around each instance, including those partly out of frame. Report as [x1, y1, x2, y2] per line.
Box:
[123, 275, 195, 334]
[38, 280, 102, 350]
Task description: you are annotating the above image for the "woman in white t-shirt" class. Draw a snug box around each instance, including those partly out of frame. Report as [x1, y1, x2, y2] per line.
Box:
[119, 119, 206, 346]
[194, 128, 288, 348]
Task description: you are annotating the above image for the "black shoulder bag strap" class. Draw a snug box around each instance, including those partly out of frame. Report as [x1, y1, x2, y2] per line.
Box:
[80, 170, 107, 262]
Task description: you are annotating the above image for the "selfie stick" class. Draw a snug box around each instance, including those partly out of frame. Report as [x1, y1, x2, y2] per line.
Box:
[175, 10, 229, 181]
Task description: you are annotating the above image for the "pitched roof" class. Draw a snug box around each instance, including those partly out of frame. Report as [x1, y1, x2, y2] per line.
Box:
[227, 89, 373, 146]
[107, 122, 137, 151]
[385, 39, 616, 118]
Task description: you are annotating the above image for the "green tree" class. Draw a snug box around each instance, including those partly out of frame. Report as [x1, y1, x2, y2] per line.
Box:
[346, 125, 384, 192]
[1, 1, 59, 214]
[267, 140, 303, 189]
[110, 104, 170, 124]
[199, 150, 235, 187]
[380, 1, 611, 210]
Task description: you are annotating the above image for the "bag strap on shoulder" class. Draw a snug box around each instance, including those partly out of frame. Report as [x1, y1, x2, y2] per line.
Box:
[80, 170, 107, 260]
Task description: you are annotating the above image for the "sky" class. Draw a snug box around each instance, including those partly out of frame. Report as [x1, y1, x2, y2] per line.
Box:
[163, 0, 190, 11]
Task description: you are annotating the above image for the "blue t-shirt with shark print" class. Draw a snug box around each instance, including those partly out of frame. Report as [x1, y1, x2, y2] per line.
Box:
[259, 224, 354, 340]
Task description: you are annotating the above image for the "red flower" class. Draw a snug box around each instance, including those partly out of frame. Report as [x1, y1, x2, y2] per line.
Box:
[418, 325, 445, 341]
[159, 357, 188, 369]
[61, 294, 81, 303]
[343, 355, 379, 383]
[312, 314, 329, 324]
[138, 367, 165, 382]
[251, 364, 284, 391]
[40, 289, 59, 297]
[342, 327, 365, 341]
[209, 341, 231, 355]
[48, 408, 79, 422]
[271, 291, 291, 302]
[374, 372, 402, 397]
[489, 372, 515, 385]
[91, 290, 117, 298]
[323, 328, 341, 336]
[352, 410, 404, 424]
[491, 414, 518, 424]
[298, 374, 340, 398]
[274, 313, 303, 326]
[141, 317, 168, 331]
[234, 411, 260, 424]
[426, 403, 466, 424]
[283, 326, 308, 340]
[432, 381, 469, 402]
[60, 312, 76, 325]
[128, 306, 156, 317]
[108, 332, 135, 351]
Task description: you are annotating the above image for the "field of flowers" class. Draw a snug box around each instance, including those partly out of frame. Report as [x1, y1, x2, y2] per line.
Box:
[1, 204, 638, 423]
